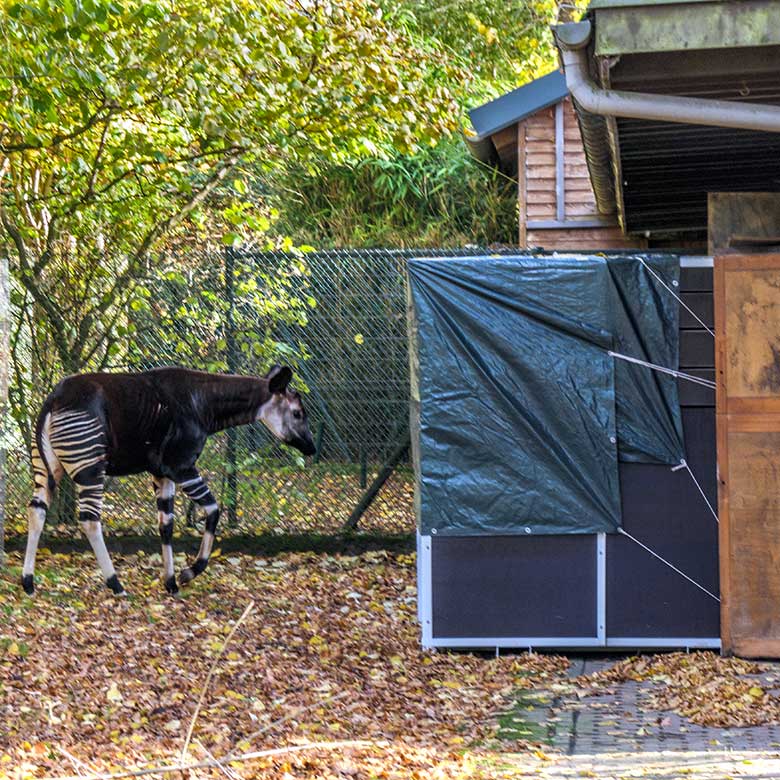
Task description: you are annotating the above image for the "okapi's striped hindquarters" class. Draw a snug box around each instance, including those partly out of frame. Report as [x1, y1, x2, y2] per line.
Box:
[22, 366, 315, 597]
[24, 409, 123, 595]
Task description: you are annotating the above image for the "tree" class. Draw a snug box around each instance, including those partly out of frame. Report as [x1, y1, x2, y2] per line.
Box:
[0, 0, 460, 378]
[264, 0, 588, 248]
[380, 0, 587, 101]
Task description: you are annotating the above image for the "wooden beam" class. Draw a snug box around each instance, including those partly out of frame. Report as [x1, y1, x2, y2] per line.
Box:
[517, 120, 527, 248]
[555, 102, 565, 222]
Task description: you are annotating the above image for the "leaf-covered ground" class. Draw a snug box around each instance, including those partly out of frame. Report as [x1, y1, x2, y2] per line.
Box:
[576, 652, 780, 728]
[0, 549, 567, 779]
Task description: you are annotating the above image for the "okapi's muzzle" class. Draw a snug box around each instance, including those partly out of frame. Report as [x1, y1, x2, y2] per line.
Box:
[291, 434, 317, 457]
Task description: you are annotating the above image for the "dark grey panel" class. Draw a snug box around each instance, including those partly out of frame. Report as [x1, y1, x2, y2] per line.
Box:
[468, 70, 567, 138]
[677, 369, 715, 407]
[679, 267, 713, 293]
[607, 407, 720, 638]
[680, 330, 715, 368]
[679, 292, 714, 329]
[431, 535, 597, 639]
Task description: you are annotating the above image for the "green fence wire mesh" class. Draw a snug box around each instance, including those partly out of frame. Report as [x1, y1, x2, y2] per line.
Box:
[0, 246, 516, 543]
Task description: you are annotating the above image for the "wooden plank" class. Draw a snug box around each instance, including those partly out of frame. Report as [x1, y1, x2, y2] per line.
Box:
[730, 638, 780, 659]
[724, 398, 780, 417]
[526, 178, 556, 192]
[526, 227, 646, 251]
[564, 190, 598, 204]
[517, 121, 527, 248]
[725, 413, 780, 433]
[715, 257, 727, 414]
[716, 252, 780, 657]
[563, 202, 601, 218]
[526, 140, 555, 153]
[527, 153, 556, 167]
[723, 257, 780, 404]
[725, 431, 780, 649]
[709, 193, 780, 255]
[527, 203, 557, 218]
[527, 165, 557, 180]
[565, 178, 597, 192]
[527, 191, 557, 205]
[717, 404, 731, 652]
[555, 101, 565, 222]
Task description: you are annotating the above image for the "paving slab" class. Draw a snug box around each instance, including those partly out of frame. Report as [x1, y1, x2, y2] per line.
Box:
[494, 655, 780, 779]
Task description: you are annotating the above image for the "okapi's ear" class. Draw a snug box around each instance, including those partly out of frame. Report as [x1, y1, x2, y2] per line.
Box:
[267, 365, 293, 395]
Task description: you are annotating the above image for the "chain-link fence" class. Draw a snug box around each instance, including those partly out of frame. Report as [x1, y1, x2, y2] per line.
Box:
[1, 246, 516, 542]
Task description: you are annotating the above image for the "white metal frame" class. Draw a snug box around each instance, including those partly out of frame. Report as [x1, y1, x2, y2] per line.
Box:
[417, 531, 720, 651]
[416, 255, 720, 651]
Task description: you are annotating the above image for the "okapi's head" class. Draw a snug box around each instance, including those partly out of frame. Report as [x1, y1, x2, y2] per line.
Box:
[259, 365, 316, 456]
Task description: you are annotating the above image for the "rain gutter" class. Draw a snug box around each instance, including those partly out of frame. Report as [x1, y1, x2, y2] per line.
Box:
[553, 19, 780, 225]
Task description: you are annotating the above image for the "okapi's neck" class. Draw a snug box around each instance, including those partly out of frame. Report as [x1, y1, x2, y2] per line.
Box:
[195, 374, 270, 434]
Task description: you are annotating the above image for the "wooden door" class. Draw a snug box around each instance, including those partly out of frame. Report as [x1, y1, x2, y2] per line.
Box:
[716, 254, 780, 657]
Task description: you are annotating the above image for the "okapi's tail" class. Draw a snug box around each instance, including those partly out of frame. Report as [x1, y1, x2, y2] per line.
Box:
[31, 401, 58, 498]
[22, 399, 60, 594]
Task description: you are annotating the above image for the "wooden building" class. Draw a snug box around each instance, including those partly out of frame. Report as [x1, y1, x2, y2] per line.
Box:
[429, 0, 780, 655]
[465, 70, 645, 251]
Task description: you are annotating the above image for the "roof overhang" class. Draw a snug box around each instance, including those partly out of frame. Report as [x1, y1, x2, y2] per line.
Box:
[556, 0, 780, 238]
[464, 70, 568, 175]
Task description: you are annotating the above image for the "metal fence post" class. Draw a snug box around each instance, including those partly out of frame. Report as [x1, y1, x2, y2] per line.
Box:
[0, 251, 9, 564]
[224, 245, 239, 526]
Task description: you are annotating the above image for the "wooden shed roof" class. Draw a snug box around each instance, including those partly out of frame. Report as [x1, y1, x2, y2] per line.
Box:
[464, 71, 567, 173]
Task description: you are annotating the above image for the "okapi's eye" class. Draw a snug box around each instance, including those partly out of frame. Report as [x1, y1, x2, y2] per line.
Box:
[293, 410, 302, 420]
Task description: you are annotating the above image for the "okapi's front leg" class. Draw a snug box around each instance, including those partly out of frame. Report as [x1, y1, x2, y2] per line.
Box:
[153, 477, 177, 594]
[177, 470, 220, 585]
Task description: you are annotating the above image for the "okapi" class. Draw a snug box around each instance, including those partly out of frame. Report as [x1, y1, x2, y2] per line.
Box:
[22, 365, 315, 596]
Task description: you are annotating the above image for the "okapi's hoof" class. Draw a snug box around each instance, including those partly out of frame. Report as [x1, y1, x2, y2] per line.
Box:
[165, 576, 179, 595]
[179, 558, 207, 586]
[106, 574, 126, 596]
[21, 575, 34, 595]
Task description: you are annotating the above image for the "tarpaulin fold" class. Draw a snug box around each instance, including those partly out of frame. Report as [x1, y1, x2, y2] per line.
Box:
[407, 254, 683, 537]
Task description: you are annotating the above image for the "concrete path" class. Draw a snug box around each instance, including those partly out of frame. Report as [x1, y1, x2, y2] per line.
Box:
[494, 656, 780, 779]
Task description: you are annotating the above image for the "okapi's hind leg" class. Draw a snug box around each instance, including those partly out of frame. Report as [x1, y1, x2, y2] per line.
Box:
[50, 409, 125, 595]
[177, 470, 220, 586]
[76, 463, 125, 594]
[153, 477, 178, 594]
[22, 415, 63, 595]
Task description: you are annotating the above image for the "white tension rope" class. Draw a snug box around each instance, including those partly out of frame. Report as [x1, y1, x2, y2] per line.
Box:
[618, 528, 720, 603]
[605, 262, 720, 602]
[608, 351, 716, 389]
[638, 257, 715, 338]
[672, 459, 719, 524]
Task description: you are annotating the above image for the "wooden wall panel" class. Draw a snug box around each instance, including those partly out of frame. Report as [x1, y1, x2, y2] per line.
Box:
[527, 226, 645, 251]
[524, 106, 556, 221]
[513, 97, 645, 251]
[716, 253, 780, 657]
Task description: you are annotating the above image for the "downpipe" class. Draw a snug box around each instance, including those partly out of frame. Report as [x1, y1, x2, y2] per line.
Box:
[554, 20, 780, 134]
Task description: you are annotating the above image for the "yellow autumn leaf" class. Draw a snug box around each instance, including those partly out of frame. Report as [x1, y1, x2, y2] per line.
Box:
[354, 333, 364, 345]
[106, 682, 123, 703]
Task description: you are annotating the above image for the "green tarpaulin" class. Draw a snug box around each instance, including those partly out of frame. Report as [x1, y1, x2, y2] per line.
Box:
[407, 254, 683, 536]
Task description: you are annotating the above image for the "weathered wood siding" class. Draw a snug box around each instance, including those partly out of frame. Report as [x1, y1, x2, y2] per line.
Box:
[517, 97, 644, 251]
[715, 253, 780, 658]
[526, 226, 644, 251]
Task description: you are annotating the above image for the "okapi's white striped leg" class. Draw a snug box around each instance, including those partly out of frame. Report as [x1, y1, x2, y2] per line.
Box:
[76, 465, 124, 594]
[50, 409, 124, 595]
[178, 472, 220, 586]
[22, 416, 63, 595]
[153, 477, 178, 594]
